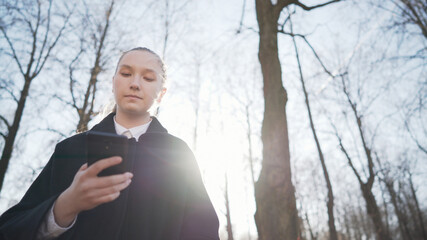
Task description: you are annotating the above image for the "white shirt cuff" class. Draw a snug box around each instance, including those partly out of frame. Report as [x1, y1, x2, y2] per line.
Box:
[37, 201, 77, 239]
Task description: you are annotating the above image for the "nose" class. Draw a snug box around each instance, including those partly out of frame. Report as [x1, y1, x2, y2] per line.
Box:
[130, 75, 141, 90]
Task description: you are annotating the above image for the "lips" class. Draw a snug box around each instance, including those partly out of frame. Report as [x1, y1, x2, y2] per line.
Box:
[125, 95, 142, 99]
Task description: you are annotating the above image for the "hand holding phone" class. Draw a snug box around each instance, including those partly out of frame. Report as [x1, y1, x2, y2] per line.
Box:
[54, 157, 133, 227]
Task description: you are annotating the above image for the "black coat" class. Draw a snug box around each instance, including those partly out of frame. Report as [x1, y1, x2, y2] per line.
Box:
[0, 113, 219, 240]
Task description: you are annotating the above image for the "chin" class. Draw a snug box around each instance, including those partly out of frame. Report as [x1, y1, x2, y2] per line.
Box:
[116, 104, 143, 114]
[127, 108, 152, 116]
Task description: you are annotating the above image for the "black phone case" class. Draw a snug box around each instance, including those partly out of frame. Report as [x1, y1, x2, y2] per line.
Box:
[86, 131, 129, 176]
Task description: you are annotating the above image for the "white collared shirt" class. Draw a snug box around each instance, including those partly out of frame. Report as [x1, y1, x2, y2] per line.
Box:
[113, 116, 152, 141]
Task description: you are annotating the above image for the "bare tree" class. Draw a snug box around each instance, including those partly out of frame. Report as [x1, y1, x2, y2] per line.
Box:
[253, 0, 341, 239]
[342, 207, 353, 240]
[288, 14, 338, 240]
[189, 48, 203, 151]
[399, 92, 427, 156]
[371, 0, 427, 61]
[226, 64, 261, 193]
[152, 0, 192, 117]
[0, 0, 71, 192]
[406, 170, 426, 239]
[340, 191, 378, 240]
[390, 0, 427, 39]
[75, 0, 115, 132]
[304, 210, 317, 240]
[52, 0, 116, 132]
[379, 180, 392, 237]
[224, 172, 234, 240]
[221, 53, 263, 239]
[379, 170, 412, 240]
[329, 74, 391, 240]
[157, 0, 191, 61]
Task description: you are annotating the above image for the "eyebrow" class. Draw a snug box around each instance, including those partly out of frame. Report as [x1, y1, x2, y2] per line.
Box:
[118, 64, 157, 74]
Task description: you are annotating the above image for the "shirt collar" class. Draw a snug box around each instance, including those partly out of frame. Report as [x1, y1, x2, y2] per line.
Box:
[113, 116, 152, 141]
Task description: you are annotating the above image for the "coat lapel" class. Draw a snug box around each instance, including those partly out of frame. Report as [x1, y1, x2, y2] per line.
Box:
[146, 117, 168, 134]
[89, 112, 117, 134]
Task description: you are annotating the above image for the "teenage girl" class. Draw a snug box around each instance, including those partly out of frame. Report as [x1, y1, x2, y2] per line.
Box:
[0, 47, 220, 240]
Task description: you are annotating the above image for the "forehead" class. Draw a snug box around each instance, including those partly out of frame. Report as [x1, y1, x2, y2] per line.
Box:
[118, 50, 162, 73]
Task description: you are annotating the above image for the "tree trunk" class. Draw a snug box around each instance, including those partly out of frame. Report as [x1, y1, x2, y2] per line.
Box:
[75, 1, 114, 132]
[379, 183, 391, 238]
[338, 76, 391, 240]
[408, 173, 427, 239]
[0, 0, 70, 192]
[385, 179, 411, 240]
[305, 211, 317, 240]
[291, 29, 338, 240]
[245, 105, 256, 189]
[360, 184, 390, 240]
[385, 180, 411, 240]
[352, 211, 362, 240]
[76, 63, 100, 132]
[343, 209, 352, 240]
[254, 1, 299, 239]
[224, 174, 234, 240]
[0, 77, 32, 192]
[192, 59, 201, 152]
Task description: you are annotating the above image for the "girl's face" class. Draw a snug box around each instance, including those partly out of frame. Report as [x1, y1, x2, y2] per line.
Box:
[113, 50, 166, 118]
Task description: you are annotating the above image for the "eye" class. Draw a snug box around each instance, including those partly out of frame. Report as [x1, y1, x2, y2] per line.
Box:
[120, 72, 131, 77]
[144, 75, 155, 81]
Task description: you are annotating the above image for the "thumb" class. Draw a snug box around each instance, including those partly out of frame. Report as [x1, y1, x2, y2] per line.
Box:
[79, 163, 88, 171]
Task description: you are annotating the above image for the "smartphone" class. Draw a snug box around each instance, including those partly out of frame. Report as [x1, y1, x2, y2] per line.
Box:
[86, 131, 129, 176]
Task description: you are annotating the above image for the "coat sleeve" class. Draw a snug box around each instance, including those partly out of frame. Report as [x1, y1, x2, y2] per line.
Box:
[178, 144, 220, 240]
[0, 146, 60, 240]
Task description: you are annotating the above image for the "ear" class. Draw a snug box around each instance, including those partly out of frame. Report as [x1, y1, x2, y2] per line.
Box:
[156, 87, 167, 103]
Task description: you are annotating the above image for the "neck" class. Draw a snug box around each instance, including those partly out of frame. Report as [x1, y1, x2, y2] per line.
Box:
[115, 110, 151, 129]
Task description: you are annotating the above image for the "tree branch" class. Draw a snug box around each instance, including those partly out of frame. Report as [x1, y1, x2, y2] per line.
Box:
[0, 27, 25, 76]
[340, 75, 375, 189]
[88, 74, 97, 118]
[330, 119, 364, 185]
[69, 47, 84, 110]
[34, 6, 73, 77]
[399, 0, 427, 39]
[404, 115, 427, 155]
[34, 0, 53, 74]
[293, 0, 341, 11]
[275, 0, 293, 14]
[26, 0, 42, 77]
[278, 9, 294, 33]
[52, 94, 77, 109]
[0, 83, 19, 103]
[278, 28, 336, 78]
[236, 0, 247, 34]
[0, 115, 11, 129]
[19, 126, 68, 139]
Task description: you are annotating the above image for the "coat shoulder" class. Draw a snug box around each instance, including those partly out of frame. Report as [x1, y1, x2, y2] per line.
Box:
[141, 132, 190, 150]
[54, 132, 87, 153]
[165, 133, 191, 150]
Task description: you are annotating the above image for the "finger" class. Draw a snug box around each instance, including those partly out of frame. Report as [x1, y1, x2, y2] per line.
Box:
[92, 179, 132, 197]
[86, 156, 122, 176]
[96, 192, 121, 204]
[92, 172, 133, 189]
[79, 163, 88, 171]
